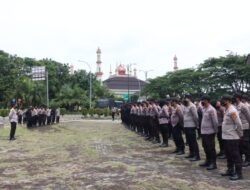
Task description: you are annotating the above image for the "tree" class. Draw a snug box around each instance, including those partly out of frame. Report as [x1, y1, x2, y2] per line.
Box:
[143, 55, 250, 100]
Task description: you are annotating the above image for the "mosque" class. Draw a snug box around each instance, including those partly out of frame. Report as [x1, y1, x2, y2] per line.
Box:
[93, 47, 178, 100]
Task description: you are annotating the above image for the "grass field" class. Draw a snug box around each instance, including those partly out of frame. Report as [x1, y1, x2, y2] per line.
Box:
[0, 121, 249, 190]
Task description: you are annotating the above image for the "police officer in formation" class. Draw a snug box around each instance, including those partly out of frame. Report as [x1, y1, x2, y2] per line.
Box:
[24, 106, 60, 128]
[120, 93, 250, 181]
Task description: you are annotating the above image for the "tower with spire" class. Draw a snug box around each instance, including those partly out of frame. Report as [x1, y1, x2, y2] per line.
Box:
[173, 55, 178, 71]
[95, 47, 103, 81]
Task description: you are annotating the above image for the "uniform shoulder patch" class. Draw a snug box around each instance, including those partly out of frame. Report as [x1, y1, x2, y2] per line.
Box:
[230, 112, 237, 119]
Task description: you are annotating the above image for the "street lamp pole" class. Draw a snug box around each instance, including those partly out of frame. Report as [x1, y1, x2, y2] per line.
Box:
[78, 60, 92, 109]
[139, 69, 153, 81]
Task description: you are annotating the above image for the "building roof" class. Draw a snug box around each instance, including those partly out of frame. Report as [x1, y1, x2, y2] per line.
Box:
[103, 76, 147, 90]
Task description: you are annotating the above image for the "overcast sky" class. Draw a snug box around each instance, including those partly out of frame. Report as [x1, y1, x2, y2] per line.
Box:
[1, 0, 250, 80]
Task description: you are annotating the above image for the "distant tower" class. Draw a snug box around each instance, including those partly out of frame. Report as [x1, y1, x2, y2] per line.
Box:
[173, 55, 178, 71]
[109, 64, 112, 76]
[95, 47, 103, 81]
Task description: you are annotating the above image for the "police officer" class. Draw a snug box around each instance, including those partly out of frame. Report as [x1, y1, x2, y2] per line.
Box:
[151, 101, 161, 144]
[215, 100, 226, 159]
[17, 108, 23, 125]
[233, 93, 250, 167]
[26, 106, 33, 128]
[183, 94, 200, 161]
[170, 98, 185, 155]
[158, 101, 170, 147]
[199, 96, 218, 170]
[9, 105, 18, 140]
[130, 104, 136, 131]
[221, 95, 243, 180]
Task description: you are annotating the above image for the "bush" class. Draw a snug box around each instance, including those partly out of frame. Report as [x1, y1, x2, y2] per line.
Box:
[0, 109, 9, 117]
[103, 108, 110, 117]
[60, 108, 66, 116]
[88, 108, 94, 116]
[82, 108, 88, 116]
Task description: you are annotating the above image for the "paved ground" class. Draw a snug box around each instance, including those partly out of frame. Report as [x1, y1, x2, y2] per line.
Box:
[0, 120, 249, 190]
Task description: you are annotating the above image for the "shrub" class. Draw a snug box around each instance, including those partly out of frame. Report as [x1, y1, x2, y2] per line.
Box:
[0, 109, 9, 117]
[103, 108, 110, 117]
[60, 108, 66, 116]
[82, 108, 88, 116]
[88, 108, 94, 116]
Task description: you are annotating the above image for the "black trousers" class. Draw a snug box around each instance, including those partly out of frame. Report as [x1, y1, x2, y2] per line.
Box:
[27, 119, 32, 128]
[172, 123, 185, 151]
[10, 122, 16, 140]
[217, 126, 224, 154]
[184, 127, 200, 157]
[144, 116, 150, 137]
[56, 116, 60, 123]
[112, 113, 115, 121]
[138, 116, 143, 133]
[18, 115, 22, 124]
[168, 124, 172, 138]
[47, 116, 51, 125]
[159, 123, 169, 144]
[224, 139, 242, 174]
[202, 133, 216, 163]
[240, 129, 250, 161]
[151, 118, 160, 141]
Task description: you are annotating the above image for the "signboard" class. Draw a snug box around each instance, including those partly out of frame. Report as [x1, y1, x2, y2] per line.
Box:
[123, 93, 129, 100]
[32, 66, 45, 81]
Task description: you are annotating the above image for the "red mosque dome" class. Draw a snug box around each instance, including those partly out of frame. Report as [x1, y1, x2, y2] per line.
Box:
[117, 64, 126, 75]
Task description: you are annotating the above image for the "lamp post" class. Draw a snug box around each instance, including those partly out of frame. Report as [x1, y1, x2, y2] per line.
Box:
[78, 60, 92, 109]
[139, 69, 153, 81]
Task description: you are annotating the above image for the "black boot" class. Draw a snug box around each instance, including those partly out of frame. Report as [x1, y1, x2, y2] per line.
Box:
[199, 160, 210, 167]
[206, 162, 217, 170]
[185, 154, 194, 159]
[172, 149, 179, 154]
[159, 143, 168, 147]
[242, 160, 250, 167]
[189, 155, 200, 162]
[221, 168, 234, 177]
[176, 150, 185, 155]
[230, 165, 243, 180]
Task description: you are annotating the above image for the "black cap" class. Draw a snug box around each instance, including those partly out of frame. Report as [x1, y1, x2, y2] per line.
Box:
[171, 97, 179, 103]
[242, 94, 249, 101]
[233, 93, 242, 100]
[201, 95, 210, 102]
[184, 94, 191, 99]
[221, 95, 232, 102]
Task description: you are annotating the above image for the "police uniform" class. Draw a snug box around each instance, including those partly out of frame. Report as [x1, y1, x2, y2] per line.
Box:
[235, 102, 250, 167]
[150, 103, 160, 143]
[9, 107, 18, 140]
[158, 104, 170, 147]
[216, 105, 225, 157]
[200, 104, 218, 170]
[183, 101, 200, 161]
[171, 104, 185, 154]
[221, 104, 243, 180]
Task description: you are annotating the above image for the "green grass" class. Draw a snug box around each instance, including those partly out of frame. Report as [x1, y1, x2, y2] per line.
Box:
[0, 122, 248, 190]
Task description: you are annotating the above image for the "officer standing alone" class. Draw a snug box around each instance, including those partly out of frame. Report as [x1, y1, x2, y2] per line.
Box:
[9, 105, 18, 140]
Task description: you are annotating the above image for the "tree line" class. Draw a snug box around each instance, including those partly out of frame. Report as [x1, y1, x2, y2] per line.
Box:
[142, 55, 250, 100]
[0, 50, 114, 110]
